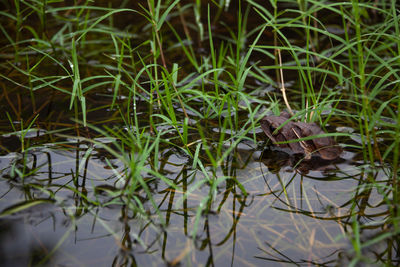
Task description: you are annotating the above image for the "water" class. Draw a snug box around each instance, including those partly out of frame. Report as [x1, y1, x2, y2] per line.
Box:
[0, 135, 393, 266]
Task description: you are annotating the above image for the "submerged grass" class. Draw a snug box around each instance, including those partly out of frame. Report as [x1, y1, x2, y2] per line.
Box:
[0, 0, 399, 266]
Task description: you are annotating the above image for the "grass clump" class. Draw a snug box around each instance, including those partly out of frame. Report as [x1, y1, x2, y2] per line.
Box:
[0, 0, 399, 266]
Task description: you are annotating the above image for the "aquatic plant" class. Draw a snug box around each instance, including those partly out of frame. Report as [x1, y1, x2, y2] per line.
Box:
[0, 0, 399, 266]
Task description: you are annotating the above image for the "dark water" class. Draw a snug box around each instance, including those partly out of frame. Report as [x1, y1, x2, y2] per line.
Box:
[0, 135, 393, 266]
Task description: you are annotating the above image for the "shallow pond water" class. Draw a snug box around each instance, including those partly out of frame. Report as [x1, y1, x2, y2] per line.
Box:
[0, 135, 394, 266]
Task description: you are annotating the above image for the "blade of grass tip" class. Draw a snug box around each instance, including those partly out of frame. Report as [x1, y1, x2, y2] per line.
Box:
[179, 68, 224, 91]
[217, 41, 228, 70]
[110, 33, 122, 110]
[207, 5, 218, 95]
[0, 11, 17, 21]
[194, 0, 204, 41]
[156, 0, 179, 31]
[192, 142, 201, 170]
[154, 0, 160, 22]
[0, 24, 16, 51]
[169, 63, 189, 119]
[6, 112, 17, 132]
[171, 63, 178, 84]
[29, 45, 72, 76]
[22, 113, 39, 135]
[78, 145, 94, 173]
[237, 25, 267, 89]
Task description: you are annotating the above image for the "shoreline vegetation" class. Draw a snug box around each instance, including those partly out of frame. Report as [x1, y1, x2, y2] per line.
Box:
[0, 0, 399, 266]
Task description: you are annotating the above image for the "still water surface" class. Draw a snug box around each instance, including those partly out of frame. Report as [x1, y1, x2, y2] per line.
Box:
[0, 135, 390, 266]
